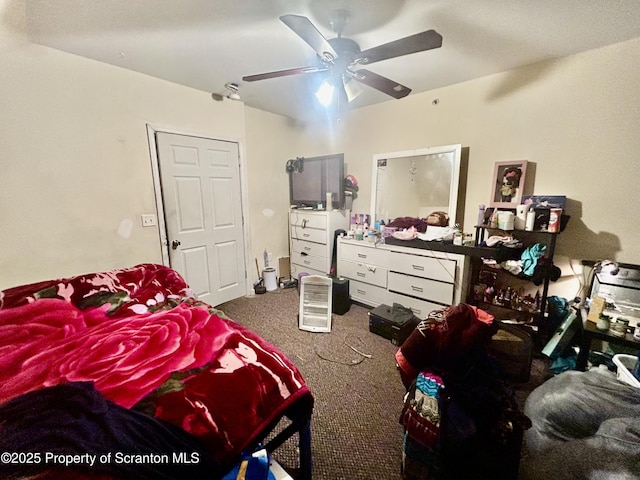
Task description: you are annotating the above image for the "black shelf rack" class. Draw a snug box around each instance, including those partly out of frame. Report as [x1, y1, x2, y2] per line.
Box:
[467, 225, 560, 332]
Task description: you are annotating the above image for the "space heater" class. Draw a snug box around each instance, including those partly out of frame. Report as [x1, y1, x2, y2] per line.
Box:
[298, 275, 333, 332]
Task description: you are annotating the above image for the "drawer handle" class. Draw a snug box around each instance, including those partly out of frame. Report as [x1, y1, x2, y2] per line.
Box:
[411, 307, 421, 315]
[303, 233, 310, 237]
[357, 272, 366, 277]
[301, 219, 307, 228]
[301, 252, 308, 256]
[412, 265, 425, 271]
[304, 260, 311, 265]
[411, 286, 424, 293]
[304, 246, 311, 250]
[357, 253, 368, 258]
[357, 289, 366, 295]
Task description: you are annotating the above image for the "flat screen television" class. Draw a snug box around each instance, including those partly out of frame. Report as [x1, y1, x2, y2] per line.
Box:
[289, 153, 344, 209]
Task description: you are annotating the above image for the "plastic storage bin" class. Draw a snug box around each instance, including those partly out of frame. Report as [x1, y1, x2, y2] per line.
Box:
[612, 354, 640, 388]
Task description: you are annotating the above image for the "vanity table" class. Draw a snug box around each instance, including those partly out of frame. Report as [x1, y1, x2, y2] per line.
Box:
[339, 143, 466, 319]
[337, 237, 469, 319]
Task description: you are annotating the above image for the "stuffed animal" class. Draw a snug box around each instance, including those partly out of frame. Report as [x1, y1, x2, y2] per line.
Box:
[425, 211, 449, 227]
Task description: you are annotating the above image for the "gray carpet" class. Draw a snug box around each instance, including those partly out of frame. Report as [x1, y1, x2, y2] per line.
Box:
[218, 288, 551, 479]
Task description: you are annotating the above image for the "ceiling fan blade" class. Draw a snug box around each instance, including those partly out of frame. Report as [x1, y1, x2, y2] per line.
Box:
[279, 14, 338, 62]
[242, 66, 327, 82]
[353, 69, 411, 99]
[355, 30, 443, 65]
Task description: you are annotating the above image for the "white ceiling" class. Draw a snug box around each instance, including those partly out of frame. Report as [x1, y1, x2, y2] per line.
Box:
[24, 0, 640, 123]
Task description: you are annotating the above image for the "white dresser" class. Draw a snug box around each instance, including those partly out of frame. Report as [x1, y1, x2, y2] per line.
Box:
[337, 237, 469, 319]
[289, 209, 350, 278]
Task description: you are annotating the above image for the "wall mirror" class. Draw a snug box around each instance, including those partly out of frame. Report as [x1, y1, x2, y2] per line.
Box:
[370, 144, 462, 227]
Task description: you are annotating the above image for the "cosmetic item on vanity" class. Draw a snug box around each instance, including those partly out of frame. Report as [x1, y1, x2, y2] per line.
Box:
[478, 204, 486, 226]
[515, 204, 530, 230]
[525, 211, 536, 231]
[548, 208, 562, 232]
[498, 211, 515, 230]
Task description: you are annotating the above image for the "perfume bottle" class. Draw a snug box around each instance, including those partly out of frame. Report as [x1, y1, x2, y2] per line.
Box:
[477, 204, 486, 226]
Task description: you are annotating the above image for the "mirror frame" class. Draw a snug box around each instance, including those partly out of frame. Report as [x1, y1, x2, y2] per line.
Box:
[370, 144, 462, 228]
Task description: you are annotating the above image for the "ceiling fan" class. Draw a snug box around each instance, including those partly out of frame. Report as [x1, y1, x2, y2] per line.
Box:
[242, 13, 442, 104]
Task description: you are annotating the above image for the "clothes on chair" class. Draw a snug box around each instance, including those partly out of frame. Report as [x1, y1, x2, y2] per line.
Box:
[397, 303, 531, 480]
[395, 303, 495, 389]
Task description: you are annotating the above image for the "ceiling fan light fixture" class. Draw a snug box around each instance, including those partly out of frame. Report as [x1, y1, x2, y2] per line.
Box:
[342, 75, 362, 102]
[315, 78, 335, 107]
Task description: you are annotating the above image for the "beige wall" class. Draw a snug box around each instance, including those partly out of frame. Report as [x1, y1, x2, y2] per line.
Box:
[2, 0, 639, 305]
[308, 38, 640, 300]
[243, 107, 307, 278]
[0, 3, 251, 288]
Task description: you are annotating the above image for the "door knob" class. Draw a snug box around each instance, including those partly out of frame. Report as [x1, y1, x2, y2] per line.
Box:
[171, 240, 181, 250]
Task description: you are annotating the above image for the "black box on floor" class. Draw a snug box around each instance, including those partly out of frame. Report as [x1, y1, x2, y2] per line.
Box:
[368, 304, 419, 346]
[332, 277, 351, 315]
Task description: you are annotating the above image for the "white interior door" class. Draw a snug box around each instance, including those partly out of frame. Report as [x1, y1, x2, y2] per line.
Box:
[156, 131, 246, 306]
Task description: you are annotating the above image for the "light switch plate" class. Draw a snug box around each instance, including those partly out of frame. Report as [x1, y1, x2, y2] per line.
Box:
[141, 214, 157, 227]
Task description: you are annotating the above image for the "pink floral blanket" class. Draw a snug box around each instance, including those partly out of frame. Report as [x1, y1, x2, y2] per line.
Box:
[0, 264, 312, 466]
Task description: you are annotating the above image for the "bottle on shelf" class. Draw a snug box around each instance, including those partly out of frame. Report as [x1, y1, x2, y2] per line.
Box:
[477, 204, 486, 226]
[525, 210, 536, 231]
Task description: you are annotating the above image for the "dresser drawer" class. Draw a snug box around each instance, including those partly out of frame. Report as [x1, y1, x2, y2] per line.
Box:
[291, 250, 327, 274]
[290, 212, 327, 230]
[389, 293, 444, 320]
[291, 239, 327, 259]
[290, 262, 325, 278]
[339, 242, 388, 266]
[388, 271, 454, 305]
[349, 279, 390, 307]
[388, 251, 456, 282]
[338, 259, 388, 288]
[290, 225, 326, 244]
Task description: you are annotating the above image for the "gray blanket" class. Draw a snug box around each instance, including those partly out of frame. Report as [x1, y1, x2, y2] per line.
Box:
[523, 367, 640, 479]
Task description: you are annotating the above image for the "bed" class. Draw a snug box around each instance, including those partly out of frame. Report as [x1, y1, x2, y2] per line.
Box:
[0, 263, 313, 480]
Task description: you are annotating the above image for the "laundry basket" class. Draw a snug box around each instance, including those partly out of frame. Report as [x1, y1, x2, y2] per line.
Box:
[612, 354, 640, 388]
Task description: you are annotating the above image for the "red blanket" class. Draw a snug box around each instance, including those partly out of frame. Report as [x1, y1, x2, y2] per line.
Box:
[0, 264, 311, 465]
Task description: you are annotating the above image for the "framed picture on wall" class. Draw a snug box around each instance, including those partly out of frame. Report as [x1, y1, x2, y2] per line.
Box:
[490, 160, 528, 208]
